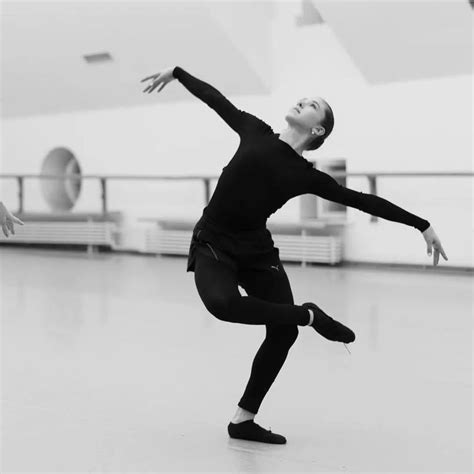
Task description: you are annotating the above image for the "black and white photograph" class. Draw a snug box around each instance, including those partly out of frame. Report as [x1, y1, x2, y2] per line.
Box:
[0, 0, 472, 472]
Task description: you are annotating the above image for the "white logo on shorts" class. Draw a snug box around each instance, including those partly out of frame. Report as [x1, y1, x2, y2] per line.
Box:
[270, 265, 280, 272]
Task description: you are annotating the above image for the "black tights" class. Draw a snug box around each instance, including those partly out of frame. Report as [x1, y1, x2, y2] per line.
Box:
[193, 251, 310, 414]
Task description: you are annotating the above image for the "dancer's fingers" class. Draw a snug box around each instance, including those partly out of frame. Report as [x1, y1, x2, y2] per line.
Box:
[2, 223, 9, 237]
[439, 246, 448, 260]
[140, 74, 159, 83]
[6, 220, 14, 235]
[144, 82, 159, 93]
[147, 81, 161, 93]
[11, 216, 24, 225]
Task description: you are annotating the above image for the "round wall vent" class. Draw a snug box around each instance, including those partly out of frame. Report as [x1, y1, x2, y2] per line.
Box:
[40, 147, 82, 212]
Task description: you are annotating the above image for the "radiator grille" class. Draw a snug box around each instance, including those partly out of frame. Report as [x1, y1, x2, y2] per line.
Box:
[144, 229, 342, 264]
[0, 222, 117, 247]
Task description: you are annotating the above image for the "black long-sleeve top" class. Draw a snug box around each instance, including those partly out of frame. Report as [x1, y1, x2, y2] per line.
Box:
[172, 66, 430, 233]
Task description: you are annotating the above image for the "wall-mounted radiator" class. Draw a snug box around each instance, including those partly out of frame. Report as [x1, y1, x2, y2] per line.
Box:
[144, 228, 342, 265]
[0, 221, 117, 249]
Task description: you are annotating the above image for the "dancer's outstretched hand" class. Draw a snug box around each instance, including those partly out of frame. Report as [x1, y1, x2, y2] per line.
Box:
[141, 67, 175, 94]
[422, 225, 448, 266]
[0, 202, 24, 237]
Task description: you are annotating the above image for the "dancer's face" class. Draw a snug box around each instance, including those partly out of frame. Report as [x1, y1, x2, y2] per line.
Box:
[285, 96, 326, 137]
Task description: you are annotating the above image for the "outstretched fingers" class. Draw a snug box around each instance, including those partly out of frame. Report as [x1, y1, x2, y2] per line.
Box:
[140, 73, 160, 83]
[6, 220, 14, 235]
[11, 216, 24, 225]
[438, 245, 448, 261]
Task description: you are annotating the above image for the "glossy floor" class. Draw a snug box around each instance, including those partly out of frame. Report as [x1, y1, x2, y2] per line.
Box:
[1, 248, 472, 473]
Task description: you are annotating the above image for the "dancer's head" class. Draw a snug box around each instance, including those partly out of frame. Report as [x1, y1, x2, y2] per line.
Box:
[284, 97, 334, 151]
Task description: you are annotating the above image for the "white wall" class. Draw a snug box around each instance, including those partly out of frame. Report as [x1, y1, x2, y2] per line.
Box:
[1, 2, 472, 267]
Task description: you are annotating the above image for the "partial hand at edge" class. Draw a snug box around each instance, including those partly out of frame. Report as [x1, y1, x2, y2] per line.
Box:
[0, 202, 24, 238]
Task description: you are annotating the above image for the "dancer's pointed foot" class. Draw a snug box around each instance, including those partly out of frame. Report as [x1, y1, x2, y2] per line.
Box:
[302, 302, 355, 343]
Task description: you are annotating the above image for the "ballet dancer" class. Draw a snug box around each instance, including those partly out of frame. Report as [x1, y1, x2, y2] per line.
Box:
[0, 201, 24, 237]
[141, 66, 448, 444]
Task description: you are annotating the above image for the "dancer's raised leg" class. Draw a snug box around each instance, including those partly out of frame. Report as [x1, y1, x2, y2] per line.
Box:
[194, 252, 310, 326]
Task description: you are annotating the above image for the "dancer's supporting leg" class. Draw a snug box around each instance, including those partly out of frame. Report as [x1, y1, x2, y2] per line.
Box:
[194, 252, 300, 444]
[235, 260, 300, 418]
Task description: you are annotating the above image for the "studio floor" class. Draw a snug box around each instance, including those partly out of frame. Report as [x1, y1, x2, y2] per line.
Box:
[1, 247, 472, 473]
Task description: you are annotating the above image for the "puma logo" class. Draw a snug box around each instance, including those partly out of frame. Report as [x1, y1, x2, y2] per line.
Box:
[270, 265, 280, 271]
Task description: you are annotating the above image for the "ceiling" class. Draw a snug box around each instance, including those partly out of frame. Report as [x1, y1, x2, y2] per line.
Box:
[1, 0, 472, 119]
[0, 1, 275, 118]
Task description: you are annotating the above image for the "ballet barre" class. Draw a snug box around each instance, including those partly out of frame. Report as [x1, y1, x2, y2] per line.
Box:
[0, 171, 472, 220]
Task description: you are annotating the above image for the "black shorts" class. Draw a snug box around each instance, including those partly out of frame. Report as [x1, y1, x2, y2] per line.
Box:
[186, 212, 281, 273]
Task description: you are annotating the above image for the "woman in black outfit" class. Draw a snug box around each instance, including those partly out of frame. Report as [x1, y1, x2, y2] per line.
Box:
[141, 67, 448, 445]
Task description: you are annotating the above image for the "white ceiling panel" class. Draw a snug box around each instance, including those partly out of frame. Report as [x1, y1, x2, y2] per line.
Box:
[314, 0, 473, 84]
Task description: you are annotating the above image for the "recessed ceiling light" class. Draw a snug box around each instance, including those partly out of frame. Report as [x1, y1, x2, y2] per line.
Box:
[83, 52, 113, 64]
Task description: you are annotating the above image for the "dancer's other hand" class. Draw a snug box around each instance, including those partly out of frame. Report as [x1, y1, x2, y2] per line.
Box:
[0, 202, 24, 237]
[141, 67, 175, 94]
[422, 225, 448, 266]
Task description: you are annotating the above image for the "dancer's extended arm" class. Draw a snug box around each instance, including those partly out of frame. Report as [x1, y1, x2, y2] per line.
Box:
[172, 67, 272, 137]
[141, 66, 271, 137]
[303, 168, 449, 265]
[305, 168, 430, 232]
